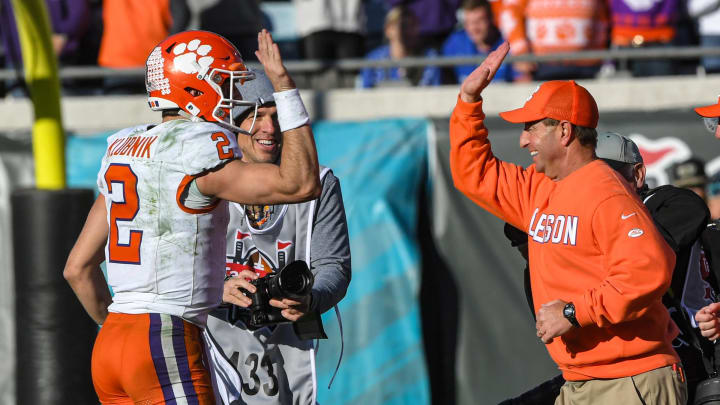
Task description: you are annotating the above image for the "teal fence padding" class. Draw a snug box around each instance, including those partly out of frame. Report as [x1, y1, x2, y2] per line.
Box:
[66, 131, 114, 188]
[64, 118, 432, 405]
[312, 118, 430, 405]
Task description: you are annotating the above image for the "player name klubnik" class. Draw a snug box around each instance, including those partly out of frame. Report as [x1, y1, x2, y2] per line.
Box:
[106, 135, 158, 158]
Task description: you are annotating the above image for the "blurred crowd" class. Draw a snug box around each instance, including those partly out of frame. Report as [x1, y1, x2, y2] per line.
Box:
[0, 0, 719, 94]
[669, 156, 720, 220]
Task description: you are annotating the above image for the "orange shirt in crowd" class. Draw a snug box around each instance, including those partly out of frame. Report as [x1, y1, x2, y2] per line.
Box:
[449, 97, 679, 381]
[98, 0, 173, 68]
[489, 0, 505, 28]
[498, 0, 608, 60]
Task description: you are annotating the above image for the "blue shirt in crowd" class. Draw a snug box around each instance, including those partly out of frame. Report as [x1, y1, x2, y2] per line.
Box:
[360, 45, 442, 88]
[442, 32, 515, 83]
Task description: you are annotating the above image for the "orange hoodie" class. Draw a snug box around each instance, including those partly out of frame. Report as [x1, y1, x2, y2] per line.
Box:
[449, 96, 679, 381]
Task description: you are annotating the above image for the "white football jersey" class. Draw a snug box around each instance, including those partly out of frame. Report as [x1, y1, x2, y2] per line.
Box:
[97, 119, 240, 326]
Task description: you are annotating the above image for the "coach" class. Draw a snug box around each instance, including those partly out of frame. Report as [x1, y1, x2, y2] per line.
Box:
[449, 43, 685, 404]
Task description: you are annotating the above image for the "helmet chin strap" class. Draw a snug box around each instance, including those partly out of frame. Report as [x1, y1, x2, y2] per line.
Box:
[177, 109, 201, 122]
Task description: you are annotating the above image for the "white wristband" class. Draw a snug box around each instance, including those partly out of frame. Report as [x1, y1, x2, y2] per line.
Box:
[274, 88, 310, 132]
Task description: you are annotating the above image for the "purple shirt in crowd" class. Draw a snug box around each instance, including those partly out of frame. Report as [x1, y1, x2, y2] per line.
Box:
[385, 0, 462, 36]
[0, 0, 89, 67]
[609, 0, 679, 44]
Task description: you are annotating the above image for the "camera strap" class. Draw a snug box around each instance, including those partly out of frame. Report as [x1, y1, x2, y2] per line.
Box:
[328, 305, 344, 389]
[310, 305, 344, 389]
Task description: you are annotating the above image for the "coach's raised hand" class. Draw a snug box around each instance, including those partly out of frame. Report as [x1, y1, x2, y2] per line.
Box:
[459, 42, 510, 103]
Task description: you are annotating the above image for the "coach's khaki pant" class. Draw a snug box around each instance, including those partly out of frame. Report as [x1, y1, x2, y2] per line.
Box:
[555, 365, 687, 405]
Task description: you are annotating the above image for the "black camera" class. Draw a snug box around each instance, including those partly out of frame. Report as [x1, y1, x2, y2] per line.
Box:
[233, 260, 314, 329]
[695, 375, 720, 404]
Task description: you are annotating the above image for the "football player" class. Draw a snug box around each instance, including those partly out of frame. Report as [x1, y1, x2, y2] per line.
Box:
[63, 29, 320, 404]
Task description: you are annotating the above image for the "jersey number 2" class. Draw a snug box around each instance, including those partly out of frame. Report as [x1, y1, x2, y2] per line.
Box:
[212, 132, 234, 159]
[104, 163, 142, 264]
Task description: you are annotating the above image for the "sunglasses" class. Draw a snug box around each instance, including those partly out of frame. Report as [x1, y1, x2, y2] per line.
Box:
[704, 116, 719, 134]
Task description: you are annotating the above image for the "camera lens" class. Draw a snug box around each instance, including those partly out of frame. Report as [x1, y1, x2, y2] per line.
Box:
[273, 260, 313, 298]
[280, 270, 310, 294]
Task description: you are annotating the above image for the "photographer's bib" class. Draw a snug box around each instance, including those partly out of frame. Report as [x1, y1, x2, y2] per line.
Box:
[205, 167, 331, 405]
[205, 309, 315, 405]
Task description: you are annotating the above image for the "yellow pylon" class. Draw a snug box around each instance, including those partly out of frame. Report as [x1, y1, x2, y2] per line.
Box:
[11, 0, 66, 189]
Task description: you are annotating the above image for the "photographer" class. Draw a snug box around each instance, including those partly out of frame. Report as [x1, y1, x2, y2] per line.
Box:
[204, 70, 351, 405]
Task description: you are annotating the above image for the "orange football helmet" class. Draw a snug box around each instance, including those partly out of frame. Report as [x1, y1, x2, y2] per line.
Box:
[145, 30, 256, 133]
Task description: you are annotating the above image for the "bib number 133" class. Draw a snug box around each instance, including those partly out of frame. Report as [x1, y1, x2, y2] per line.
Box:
[104, 163, 143, 264]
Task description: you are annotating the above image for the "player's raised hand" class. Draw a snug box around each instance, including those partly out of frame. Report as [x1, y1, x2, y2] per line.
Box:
[255, 29, 295, 92]
[459, 42, 510, 103]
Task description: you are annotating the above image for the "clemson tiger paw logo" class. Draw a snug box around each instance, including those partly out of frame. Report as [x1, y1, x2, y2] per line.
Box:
[173, 39, 214, 75]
